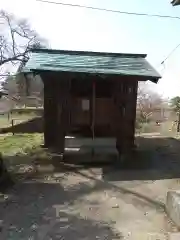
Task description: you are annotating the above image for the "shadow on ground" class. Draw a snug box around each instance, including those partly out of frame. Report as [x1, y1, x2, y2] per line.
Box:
[26, 136, 180, 181]
[0, 181, 122, 239]
[3, 136, 180, 184]
[0, 117, 43, 134]
[1, 135, 180, 237]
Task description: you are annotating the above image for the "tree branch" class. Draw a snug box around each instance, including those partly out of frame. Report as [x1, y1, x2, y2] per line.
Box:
[0, 9, 47, 84]
[0, 53, 28, 66]
[4, 12, 16, 56]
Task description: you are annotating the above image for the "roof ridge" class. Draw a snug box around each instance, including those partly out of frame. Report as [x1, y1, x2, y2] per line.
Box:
[31, 48, 147, 58]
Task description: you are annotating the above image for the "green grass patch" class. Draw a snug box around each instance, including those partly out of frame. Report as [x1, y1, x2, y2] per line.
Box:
[0, 134, 45, 187]
[0, 134, 43, 156]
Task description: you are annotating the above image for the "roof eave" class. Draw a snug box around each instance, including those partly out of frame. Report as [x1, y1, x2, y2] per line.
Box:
[30, 48, 147, 58]
[147, 77, 160, 84]
[171, 0, 180, 6]
[27, 68, 161, 83]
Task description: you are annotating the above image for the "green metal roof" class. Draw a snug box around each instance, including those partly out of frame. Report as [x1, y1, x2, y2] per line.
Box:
[22, 49, 161, 82]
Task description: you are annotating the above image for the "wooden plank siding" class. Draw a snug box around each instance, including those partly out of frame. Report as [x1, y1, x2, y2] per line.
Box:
[113, 79, 138, 154]
[42, 73, 58, 147]
[41, 73, 138, 157]
[41, 73, 71, 152]
[56, 77, 71, 153]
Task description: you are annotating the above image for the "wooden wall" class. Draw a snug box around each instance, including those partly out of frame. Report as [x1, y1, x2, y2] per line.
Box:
[113, 79, 138, 154]
[41, 72, 71, 153]
[41, 72, 138, 155]
[70, 97, 90, 126]
[70, 98, 114, 127]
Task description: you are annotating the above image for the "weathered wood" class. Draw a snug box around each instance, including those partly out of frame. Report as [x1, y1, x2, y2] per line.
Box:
[91, 80, 96, 156]
[113, 79, 138, 156]
[113, 80, 123, 155]
[41, 71, 139, 159]
[41, 73, 58, 147]
[122, 80, 138, 149]
[56, 77, 71, 153]
[128, 80, 138, 144]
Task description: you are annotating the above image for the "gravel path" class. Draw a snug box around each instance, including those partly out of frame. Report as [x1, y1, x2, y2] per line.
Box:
[0, 135, 180, 239]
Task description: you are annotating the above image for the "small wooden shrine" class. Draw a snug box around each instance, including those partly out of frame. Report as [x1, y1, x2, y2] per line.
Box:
[22, 49, 161, 157]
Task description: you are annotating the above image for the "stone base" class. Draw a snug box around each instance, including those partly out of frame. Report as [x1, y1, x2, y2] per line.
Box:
[166, 190, 180, 228]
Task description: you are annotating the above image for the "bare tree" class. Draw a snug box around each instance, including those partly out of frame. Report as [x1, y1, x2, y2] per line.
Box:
[0, 10, 47, 107]
[0, 10, 46, 73]
[0, 10, 47, 183]
[137, 83, 163, 123]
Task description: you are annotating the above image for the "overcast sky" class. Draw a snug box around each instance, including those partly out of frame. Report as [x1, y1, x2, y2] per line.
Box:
[1, 0, 180, 98]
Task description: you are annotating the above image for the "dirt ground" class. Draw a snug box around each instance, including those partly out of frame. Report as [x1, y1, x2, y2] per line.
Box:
[1, 134, 180, 239]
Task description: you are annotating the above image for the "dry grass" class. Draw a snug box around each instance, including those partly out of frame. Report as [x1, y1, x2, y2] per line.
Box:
[0, 133, 45, 188]
[0, 133, 43, 156]
[0, 134, 44, 181]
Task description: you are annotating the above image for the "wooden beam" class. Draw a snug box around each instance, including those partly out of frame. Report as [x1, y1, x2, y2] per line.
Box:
[41, 73, 57, 148]
[113, 80, 124, 156]
[129, 81, 138, 143]
[123, 80, 138, 148]
[56, 77, 71, 154]
[91, 80, 96, 156]
[113, 79, 138, 157]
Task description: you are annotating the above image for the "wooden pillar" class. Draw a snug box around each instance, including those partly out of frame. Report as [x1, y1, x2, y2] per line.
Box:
[129, 81, 138, 145]
[41, 73, 57, 148]
[113, 79, 138, 157]
[113, 80, 124, 156]
[91, 80, 96, 156]
[56, 76, 71, 154]
[124, 80, 138, 149]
